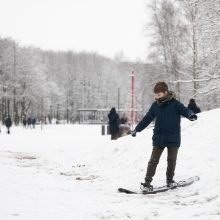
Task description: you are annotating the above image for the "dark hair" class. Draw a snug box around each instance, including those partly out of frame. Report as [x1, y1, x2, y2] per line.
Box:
[154, 82, 168, 93]
[110, 107, 116, 114]
[189, 99, 195, 104]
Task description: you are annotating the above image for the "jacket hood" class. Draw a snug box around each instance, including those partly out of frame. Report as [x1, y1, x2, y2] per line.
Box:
[156, 91, 176, 105]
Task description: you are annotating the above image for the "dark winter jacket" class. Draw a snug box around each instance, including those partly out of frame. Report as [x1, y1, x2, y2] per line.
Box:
[27, 118, 32, 125]
[108, 108, 120, 135]
[31, 117, 36, 125]
[135, 94, 194, 148]
[5, 117, 12, 128]
[23, 118, 27, 126]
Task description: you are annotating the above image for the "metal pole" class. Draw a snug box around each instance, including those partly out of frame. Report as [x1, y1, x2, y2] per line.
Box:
[41, 97, 43, 130]
[131, 71, 135, 129]
[118, 88, 120, 115]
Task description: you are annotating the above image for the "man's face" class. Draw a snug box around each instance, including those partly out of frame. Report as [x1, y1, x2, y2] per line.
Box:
[154, 91, 168, 100]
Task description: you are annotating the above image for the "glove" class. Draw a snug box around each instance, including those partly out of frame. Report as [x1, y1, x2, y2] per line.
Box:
[189, 114, 197, 121]
[131, 130, 137, 137]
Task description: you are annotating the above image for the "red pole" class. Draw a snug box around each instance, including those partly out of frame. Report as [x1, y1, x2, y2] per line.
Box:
[131, 71, 135, 129]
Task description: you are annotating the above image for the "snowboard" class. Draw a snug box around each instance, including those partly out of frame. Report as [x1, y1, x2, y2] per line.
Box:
[118, 176, 200, 195]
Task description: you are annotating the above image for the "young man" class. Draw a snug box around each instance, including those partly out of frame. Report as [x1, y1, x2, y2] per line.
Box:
[131, 82, 197, 191]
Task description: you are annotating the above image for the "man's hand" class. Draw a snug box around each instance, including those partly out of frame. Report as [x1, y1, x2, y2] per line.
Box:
[189, 114, 197, 121]
[131, 130, 137, 137]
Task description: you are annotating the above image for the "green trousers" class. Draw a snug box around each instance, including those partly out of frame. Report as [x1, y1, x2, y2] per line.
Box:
[145, 146, 179, 183]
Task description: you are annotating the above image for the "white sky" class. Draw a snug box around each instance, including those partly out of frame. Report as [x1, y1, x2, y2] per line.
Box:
[0, 0, 151, 62]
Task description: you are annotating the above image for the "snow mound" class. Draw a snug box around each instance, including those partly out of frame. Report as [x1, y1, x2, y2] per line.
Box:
[0, 109, 220, 220]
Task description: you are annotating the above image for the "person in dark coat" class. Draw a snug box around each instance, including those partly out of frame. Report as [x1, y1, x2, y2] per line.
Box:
[119, 113, 130, 136]
[5, 115, 12, 134]
[120, 113, 128, 124]
[27, 117, 32, 128]
[22, 116, 27, 128]
[31, 117, 36, 129]
[187, 98, 201, 114]
[131, 82, 197, 190]
[108, 107, 120, 140]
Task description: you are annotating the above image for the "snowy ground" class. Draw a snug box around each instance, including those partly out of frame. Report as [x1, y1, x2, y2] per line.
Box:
[1, 109, 220, 220]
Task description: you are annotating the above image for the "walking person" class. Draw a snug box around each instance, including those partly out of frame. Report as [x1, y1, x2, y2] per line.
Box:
[131, 82, 197, 191]
[5, 115, 12, 134]
[27, 117, 32, 129]
[108, 107, 120, 140]
[120, 113, 128, 125]
[119, 113, 130, 136]
[31, 116, 36, 129]
[22, 116, 27, 128]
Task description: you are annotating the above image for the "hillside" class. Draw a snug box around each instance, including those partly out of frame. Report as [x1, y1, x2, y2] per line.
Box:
[0, 109, 220, 219]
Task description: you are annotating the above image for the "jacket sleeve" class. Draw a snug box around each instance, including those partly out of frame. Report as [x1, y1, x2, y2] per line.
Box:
[135, 103, 155, 132]
[176, 101, 194, 119]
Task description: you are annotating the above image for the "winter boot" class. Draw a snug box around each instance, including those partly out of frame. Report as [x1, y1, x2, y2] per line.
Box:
[140, 181, 153, 192]
[166, 179, 177, 187]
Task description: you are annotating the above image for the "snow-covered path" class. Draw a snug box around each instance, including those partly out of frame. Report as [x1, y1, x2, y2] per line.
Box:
[1, 109, 220, 220]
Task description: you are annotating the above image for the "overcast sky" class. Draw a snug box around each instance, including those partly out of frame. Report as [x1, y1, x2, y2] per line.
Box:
[0, 0, 151, 62]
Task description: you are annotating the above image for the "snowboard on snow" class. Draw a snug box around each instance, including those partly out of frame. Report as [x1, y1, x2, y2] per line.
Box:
[118, 176, 200, 195]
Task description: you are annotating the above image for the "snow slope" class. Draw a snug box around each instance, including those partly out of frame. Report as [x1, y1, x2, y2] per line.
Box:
[0, 109, 220, 220]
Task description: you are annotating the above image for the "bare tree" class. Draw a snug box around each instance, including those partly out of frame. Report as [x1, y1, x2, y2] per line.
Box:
[148, 0, 189, 99]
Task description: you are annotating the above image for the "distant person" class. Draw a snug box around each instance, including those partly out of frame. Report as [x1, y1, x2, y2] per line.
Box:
[5, 115, 12, 134]
[27, 117, 32, 129]
[120, 113, 128, 125]
[22, 116, 27, 128]
[48, 115, 52, 124]
[108, 107, 120, 140]
[188, 99, 201, 114]
[31, 117, 36, 129]
[119, 113, 130, 136]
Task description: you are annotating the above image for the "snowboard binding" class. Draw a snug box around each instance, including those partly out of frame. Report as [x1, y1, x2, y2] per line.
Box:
[140, 182, 153, 192]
